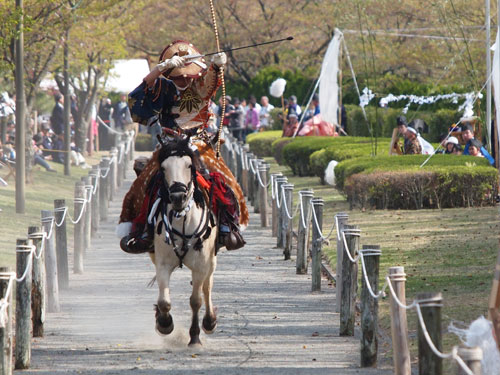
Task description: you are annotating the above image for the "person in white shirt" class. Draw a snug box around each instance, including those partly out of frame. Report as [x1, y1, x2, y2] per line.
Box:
[259, 96, 274, 130]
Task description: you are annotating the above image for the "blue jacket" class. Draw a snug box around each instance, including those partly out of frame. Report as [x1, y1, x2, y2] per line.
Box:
[463, 140, 495, 165]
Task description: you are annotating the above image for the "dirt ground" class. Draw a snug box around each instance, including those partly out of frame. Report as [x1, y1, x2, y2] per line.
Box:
[19, 166, 391, 375]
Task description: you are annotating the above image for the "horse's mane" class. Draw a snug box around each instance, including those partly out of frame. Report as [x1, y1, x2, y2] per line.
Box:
[158, 137, 205, 208]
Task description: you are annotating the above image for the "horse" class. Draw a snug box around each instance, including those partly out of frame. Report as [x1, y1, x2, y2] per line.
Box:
[151, 137, 218, 347]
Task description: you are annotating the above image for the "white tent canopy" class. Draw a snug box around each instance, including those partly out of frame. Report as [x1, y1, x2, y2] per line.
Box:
[105, 59, 150, 93]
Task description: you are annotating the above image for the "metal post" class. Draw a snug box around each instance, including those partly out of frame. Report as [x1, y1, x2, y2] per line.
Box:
[311, 198, 324, 292]
[389, 266, 411, 375]
[336, 212, 349, 313]
[27, 227, 45, 338]
[54, 199, 69, 289]
[15, 239, 31, 369]
[417, 292, 443, 375]
[283, 183, 294, 260]
[360, 245, 381, 367]
[296, 190, 313, 274]
[340, 225, 359, 336]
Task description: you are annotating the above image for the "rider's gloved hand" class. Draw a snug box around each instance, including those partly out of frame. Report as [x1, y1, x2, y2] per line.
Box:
[157, 55, 186, 72]
[211, 52, 227, 67]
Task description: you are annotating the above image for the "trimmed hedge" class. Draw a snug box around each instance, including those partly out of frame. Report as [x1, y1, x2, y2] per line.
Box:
[271, 137, 293, 165]
[246, 130, 282, 157]
[334, 154, 492, 190]
[344, 166, 498, 209]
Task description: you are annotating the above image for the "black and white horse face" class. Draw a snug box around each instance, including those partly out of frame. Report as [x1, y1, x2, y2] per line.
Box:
[161, 155, 193, 211]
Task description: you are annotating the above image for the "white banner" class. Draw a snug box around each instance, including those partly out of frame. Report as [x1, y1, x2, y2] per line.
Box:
[319, 29, 342, 124]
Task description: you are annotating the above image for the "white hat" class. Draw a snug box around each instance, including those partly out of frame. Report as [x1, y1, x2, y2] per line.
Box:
[406, 127, 417, 135]
[445, 136, 459, 145]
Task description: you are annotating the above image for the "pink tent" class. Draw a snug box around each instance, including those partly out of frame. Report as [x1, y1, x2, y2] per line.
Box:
[297, 114, 338, 136]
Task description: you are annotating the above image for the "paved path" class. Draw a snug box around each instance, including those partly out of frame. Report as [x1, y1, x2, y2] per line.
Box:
[21, 166, 391, 375]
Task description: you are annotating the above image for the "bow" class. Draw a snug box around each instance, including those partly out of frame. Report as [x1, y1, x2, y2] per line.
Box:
[208, 0, 225, 158]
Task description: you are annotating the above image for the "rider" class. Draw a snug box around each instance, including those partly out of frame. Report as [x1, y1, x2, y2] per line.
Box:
[117, 40, 248, 253]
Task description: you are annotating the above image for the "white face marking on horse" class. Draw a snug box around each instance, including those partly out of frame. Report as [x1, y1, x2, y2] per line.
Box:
[161, 155, 192, 188]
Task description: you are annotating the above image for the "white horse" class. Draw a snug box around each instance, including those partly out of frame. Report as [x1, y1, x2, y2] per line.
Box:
[152, 138, 218, 347]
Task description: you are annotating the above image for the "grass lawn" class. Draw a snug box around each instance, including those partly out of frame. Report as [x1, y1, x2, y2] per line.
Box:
[265, 157, 499, 373]
[0, 152, 108, 269]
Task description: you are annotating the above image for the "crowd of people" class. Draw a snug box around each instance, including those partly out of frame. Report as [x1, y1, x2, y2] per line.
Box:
[393, 115, 495, 165]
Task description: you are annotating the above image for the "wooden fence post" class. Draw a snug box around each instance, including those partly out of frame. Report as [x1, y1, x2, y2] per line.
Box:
[417, 292, 443, 375]
[456, 346, 482, 375]
[123, 138, 130, 180]
[297, 190, 313, 274]
[109, 148, 118, 199]
[74, 181, 86, 274]
[389, 266, 411, 375]
[246, 153, 255, 205]
[54, 200, 69, 289]
[311, 197, 324, 292]
[340, 225, 360, 336]
[282, 183, 294, 260]
[0, 267, 13, 375]
[241, 148, 249, 196]
[336, 212, 349, 313]
[270, 173, 283, 237]
[90, 166, 100, 235]
[41, 210, 60, 313]
[128, 131, 135, 161]
[99, 158, 110, 221]
[258, 163, 269, 227]
[236, 142, 243, 185]
[81, 176, 92, 254]
[116, 143, 124, 187]
[253, 159, 262, 214]
[15, 239, 31, 370]
[27, 227, 45, 338]
[276, 177, 288, 247]
[360, 245, 381, 367]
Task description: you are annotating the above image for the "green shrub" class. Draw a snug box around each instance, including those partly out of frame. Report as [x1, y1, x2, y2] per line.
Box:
[335, 154, 492, 190]
[344, 166, 498, 209]
[134, 133, 153, 151]
[271, 137, 293, 165]
[246, 130, 282, 157]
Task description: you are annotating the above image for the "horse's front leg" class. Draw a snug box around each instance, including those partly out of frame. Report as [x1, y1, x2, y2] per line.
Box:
[202, 256, 217, 334]
[188, 272, 204, 347]
[155, 262, 176, 335]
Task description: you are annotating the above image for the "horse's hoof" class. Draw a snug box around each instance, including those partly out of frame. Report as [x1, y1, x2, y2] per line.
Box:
[202, 315, 217, 334]
[155, 314, 174, 336]
[188, 337, 202, 347]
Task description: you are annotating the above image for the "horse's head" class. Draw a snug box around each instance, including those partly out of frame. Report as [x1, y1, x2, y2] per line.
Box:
[158, 136, 199, 211]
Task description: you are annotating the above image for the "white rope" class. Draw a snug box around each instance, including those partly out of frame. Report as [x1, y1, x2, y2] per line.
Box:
[28, 231, 47, 260]
[96, 115, 125, 135]
[341, 230, 361, 263]
[100, 167, 111, 179]
[256, 167, 271, 188]
[118, 144, 125, 164]
[280, 185, 300, 220]
[240, 151, 247, 171]
[309, 202, 338, 242]
[84, 185, 93, 203]
[41, 216, 55, 239]
[298, 191, 312, 229]
[249, 158, 258, 174]
[0, 272, 15, 328]
[359, 250, 386, 299]
[68, 198, 87, 224]
[14, 246, 35, 283]
[54, 207, 68, 227]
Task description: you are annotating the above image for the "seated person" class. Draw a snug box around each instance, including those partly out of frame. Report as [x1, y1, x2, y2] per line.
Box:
[282, 113, 299, 137]
[444, 136, 459, 154]
[461, 123, 495, 165]
[403, 127, 422, 155]
[32, 134, 56, 172]
[468, 139, 486, 158]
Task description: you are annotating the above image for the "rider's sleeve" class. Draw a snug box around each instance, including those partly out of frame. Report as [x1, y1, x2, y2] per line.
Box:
[128, 77, 174, 125]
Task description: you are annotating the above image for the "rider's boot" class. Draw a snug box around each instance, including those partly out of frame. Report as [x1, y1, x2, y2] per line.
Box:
[120, 227, 154, 254]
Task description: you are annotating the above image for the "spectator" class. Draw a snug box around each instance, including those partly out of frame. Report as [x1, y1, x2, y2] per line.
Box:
[468, 139, 486, 158]
[283, 113, 299, 137]
[228, 98, 245, 141]
[98, 98, 113, 150]
[302, 102, 316, 123]
[217, 95, 232, 128]
[287, 95, 302, 119]
[113, 94, 132, 130]
[32, 134, 56, 172]
[244, 101, 260, 140]
[248, 95, 261, 113]
[52, 133, 65, 164]
[452, 144, 463, 155]
[50, 93, 65, 135]
[444, 136, 459, 154]
[403, 127, 422, 155]
[70, 94, 78, 121]
[312, 94, 320, 115]
[259, 96, 274, 130]
[461, 123, 495, 165]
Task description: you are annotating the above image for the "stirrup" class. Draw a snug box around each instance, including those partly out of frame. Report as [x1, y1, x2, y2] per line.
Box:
[120, 235, 154, 254]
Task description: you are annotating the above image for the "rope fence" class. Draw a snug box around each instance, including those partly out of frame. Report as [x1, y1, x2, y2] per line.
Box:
[221, 132, 483, 375]
[0, 130, 135, 372]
